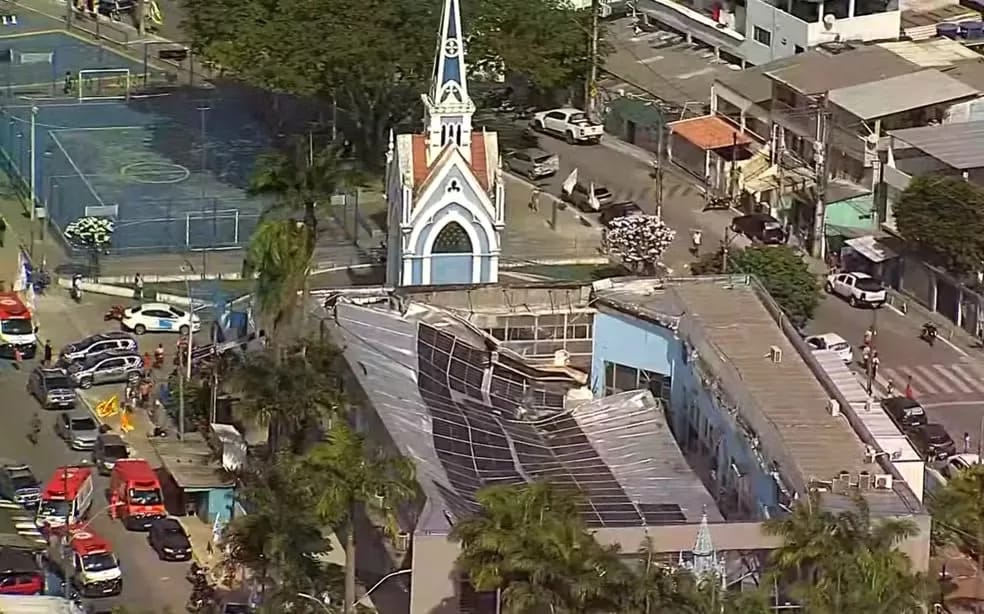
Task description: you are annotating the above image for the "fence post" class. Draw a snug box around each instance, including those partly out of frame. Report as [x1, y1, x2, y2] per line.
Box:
[234, 210, 239, 244]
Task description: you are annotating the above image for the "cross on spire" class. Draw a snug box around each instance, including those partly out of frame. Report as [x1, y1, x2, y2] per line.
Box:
[422, 0, 475, 162]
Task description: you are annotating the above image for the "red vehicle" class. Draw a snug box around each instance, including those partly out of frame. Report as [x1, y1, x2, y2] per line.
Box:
[0, 292, 36, 359]
[49, 529, 122, 597]
[36, 466, 94, 530]
[0, 548, 43, 595]
[109, 459, 165, 530]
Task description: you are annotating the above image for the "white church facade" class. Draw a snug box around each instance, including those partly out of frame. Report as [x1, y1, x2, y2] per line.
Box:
[384, 0, 504, 287]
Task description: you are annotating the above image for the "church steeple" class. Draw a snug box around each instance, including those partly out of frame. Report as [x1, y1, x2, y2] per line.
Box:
[422, 0, 475, 164]
[679, 508, 726, 586]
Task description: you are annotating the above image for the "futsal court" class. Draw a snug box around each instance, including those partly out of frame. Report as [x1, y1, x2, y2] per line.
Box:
[0, 31, 270, 253]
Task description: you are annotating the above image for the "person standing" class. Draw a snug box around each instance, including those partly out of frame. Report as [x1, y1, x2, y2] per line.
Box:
[528, 187, 540, 212]
[134, 273, 144, 301]
[964, 432, 972, 454]
[42, 340, 52, 366]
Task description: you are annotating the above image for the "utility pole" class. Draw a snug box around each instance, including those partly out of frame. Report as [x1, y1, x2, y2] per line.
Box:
[585, 0, 600, 118]
[811, 93, 830, 262]
[722, 227, 730, 273]
[29, 106, 36, 217]
[655, 119, 665, 218]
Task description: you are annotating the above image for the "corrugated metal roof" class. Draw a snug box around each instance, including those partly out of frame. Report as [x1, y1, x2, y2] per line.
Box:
[828, 69, 980, 120]
[715, 55, 804, 105]
[765, 46, 920, 95]
[889, 120, 984, 169]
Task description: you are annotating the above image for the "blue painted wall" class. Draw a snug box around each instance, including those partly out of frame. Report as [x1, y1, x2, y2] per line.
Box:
[431, 254, 473, 284]
[205, 487, 236, 523]
[592, 310, 779, 517]
[591, 311, 677, 395]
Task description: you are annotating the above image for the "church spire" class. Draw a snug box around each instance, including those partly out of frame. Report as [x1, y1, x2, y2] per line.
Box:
[422, 0, 475, 164]
[679, 507, 726, 585]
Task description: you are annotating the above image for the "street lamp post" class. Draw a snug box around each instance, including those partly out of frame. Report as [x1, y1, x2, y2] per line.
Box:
[177, 263, 195, 440]
[29, 106, 37, 217]
[354, 568, 412, 607]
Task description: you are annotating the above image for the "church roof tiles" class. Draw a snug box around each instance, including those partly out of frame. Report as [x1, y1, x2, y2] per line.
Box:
[410, 134, 490, 192]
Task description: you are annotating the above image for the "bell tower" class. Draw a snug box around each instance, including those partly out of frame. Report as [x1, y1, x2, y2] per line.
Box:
[421, 0, 475, 165]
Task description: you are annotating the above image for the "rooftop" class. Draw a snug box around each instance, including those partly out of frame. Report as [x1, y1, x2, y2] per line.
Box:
[150, 435, 234, 490]
[714, 56, 803, 106]
[942, 60, 984, 91]
[669, 115, 752, 150]
[889, 120, 984, 169]
[765, 46, 920, 96]
[828, 69, 979, 120]
[878, 37, 981, 68]
[332, 299, 721, 534]
[594, 277, 870, 489]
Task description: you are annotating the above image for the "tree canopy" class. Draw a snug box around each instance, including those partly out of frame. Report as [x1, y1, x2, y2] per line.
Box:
[603, 215, 676, 275]
[691, 245, 821, 327]
[894, 174, 984, 276]
[182, 0, 598, 165]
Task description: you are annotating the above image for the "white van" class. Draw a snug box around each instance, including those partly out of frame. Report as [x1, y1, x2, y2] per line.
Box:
[36, 466, 94, 529]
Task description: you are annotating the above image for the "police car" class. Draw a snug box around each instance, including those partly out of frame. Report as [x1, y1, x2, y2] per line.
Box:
[120, 302, 201, 335]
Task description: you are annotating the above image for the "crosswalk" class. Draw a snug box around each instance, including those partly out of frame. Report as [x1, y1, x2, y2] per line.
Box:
[870, 363, 984, 398]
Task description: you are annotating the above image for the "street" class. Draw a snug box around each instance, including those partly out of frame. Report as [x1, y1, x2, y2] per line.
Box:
[807, 292, 984, 452]
[6, 289, 200, 613]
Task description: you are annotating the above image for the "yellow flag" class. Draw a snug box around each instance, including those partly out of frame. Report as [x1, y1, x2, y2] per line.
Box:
[95, 395, 119, 418]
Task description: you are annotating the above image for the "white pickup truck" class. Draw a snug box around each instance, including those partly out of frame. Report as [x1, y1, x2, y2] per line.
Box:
[531, 108, 603, 145]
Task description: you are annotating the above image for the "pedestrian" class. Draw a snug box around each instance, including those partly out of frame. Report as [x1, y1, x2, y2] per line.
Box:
[863, 327, 874, 347]
[965, 432, 972, 454]
[62, 71, 74, 96]
[886, 377, 895, 397]
[870, 351, 880, 379]
[12, 346, 22, 370]
[0, 214, 7, 248]
[42, 340, 52, 366]
[528, 187, 540, 212]
[905, 374, 914, 399]
[142, 351, 152, 375]
[134, 273, 144, 301]
[690, 228, 703, 256]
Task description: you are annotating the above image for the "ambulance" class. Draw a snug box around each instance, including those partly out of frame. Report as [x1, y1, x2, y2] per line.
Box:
[48, 529, 122, 597]
[0, 292, 36, 359]
[35, 467, 94, 530]
[108, 459, 165, 530]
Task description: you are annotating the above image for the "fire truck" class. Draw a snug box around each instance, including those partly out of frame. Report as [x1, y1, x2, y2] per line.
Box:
[0, 292, 36, 359]
[108, 459, 165, 530]
[48, 529, 122, 597]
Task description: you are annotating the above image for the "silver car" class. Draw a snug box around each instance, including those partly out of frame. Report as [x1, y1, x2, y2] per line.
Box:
[564, 182, 615, 212]
[55, 410, 100, 450]
[505, 148, 559, 179]
[67, 350, 143, 389]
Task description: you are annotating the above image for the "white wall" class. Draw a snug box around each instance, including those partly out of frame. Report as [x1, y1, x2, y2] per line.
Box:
[806, 11, 901, 45]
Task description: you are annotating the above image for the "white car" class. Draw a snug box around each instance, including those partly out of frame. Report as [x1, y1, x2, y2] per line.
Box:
[805, 332, 854, 363]
[825, 272, 886, 308]
[531, 108, 603, 144]
[121, 302, 201, 335]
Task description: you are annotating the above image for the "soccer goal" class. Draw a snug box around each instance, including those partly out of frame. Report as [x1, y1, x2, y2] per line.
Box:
[77, 68, 132, 102]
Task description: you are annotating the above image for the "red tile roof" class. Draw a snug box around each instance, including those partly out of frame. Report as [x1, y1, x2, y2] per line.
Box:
[410, 133, 490, 191]
[669, 115, 752, 150]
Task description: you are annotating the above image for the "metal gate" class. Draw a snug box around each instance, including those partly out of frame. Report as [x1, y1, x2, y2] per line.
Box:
[185, 209, 242, 250]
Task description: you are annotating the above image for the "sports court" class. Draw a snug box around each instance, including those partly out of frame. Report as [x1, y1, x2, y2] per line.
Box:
[0, 30, 269, 253]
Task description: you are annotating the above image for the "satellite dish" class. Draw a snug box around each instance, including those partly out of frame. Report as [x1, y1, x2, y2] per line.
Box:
[823, 13, 836, 30]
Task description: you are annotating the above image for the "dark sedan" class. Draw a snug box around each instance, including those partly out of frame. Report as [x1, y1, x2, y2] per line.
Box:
[731, 213, 786, 244]
[148, 517, 193, 561]
[910, 423, 956, 461]
[880, 396, 928, 431]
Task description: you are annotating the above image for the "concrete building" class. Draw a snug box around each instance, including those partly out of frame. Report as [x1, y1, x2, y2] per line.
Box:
[323, 276, 929, 613]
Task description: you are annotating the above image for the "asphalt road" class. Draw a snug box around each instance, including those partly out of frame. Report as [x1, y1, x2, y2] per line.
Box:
[7, 290, 198, 613]
[807, 292, 984, 453]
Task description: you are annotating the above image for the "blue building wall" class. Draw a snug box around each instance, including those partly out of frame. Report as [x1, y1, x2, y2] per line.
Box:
[591, 310, 779, 518]
[204, 487, 236, 523]
[431, 253, 473, 284]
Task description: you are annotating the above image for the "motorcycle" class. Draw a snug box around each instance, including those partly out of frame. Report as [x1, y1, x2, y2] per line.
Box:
[920, 322, 938, 346]
[70, 274, 83, 303]
[186, 562, 208, 585]
[104, 304, 126, 321]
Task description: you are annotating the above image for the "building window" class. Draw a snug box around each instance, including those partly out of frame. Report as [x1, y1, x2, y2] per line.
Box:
[753, 26, 771, 46]
[603, 360, 671, 406]
[433, 222, 472, 253]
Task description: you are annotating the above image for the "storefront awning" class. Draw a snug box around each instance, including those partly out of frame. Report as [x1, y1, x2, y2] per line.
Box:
[844, 235, 898, 263]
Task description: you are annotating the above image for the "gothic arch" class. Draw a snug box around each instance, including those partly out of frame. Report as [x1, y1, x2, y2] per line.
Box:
[432, 221, 472, 253]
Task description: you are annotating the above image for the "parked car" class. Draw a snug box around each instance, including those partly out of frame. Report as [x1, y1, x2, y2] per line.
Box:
[92, 433, 129, 476]
[504, 148, 559, 179]
[880, 396, 928, 431]
[147, 517, 193, 561]
[825, 272, 887, 308]
[59, 332, 137, 366]
[0, 549, 43, 596]
[530, 108, 603, 144]
[563, 182, 614, 212]
[804, 333, 853, 363]
[66, 350, 142, 389]
[121, 302, 201, 335]
[730, 213, 786, 244]
[0, 462, 40, 508]
[55, 410, 100, 451]
[599, 201, 644, 226]
[910, 423, 956, 461]
[27, 366, 76, 409]
[940, 453, 981, 481]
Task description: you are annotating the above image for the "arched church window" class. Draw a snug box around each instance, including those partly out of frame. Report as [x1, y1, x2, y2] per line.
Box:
[433, 222, 472, 253]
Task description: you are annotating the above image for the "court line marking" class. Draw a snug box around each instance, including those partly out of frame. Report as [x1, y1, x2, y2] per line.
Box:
[48, 130, 104, 206]
[0, 29, 66, 39]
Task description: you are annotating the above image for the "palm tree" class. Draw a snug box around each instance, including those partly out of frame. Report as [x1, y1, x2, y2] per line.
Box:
[764, 490, 926, 612]
[300, 422, 416, 614]
[930, 461, 984, 552]
[243, 218, 311, 338]
[231, 341, 345, 453]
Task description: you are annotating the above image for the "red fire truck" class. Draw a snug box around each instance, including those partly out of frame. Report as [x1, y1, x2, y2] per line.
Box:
[0, 292, 35, 359]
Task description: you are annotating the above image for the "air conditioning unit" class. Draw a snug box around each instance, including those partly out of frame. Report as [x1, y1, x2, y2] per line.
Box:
[874, 474, 893, 490]
[769, 346, 782, 363]
[827, 398, 841, 417]
[857, 471, 873, 490]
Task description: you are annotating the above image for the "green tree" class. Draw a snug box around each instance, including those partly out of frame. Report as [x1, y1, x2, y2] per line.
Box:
[895, 174, 984, 276]
[300, 422, 417, 614]
[930, 461, 984, 553]
[243, 219, 311, 336]
[181, 0, 600, 164]
[691, 245, 820, 327]
[231, 341, 345, 453]
[764, 490, 928, 613]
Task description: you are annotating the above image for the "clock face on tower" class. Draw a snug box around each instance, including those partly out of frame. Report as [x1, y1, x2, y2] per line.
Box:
[444, 39, 459, 57]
